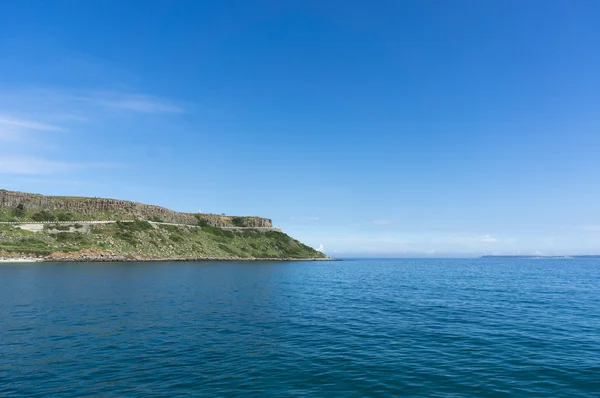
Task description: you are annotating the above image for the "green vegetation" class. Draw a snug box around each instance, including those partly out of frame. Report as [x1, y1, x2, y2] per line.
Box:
[231, 217, 245, 227]
[28, 210, 75, 222]
[117, 220, 153, 232]
[0, 207, 128, 222]
[112, 220, 154, 246]
[0, 221, 327, 260]
[0, 192, 323, 260]
[31, 210, 57, 222]
[194, 214, 209, 227]
[13, 205, 26, 218]
[57, 212, 75, 221]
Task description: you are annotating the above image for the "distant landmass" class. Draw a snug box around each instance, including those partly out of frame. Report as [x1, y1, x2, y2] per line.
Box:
[0, 189, 329, 262]
[481, 255, 600, 259]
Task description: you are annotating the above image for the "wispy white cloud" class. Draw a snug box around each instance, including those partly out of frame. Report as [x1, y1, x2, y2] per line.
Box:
[373, 219, 391, 225]
[480, 234, 497, 243]
[0, 114, 65, 143]
[5, 177, 82, 185]
[73, 91, 184, 114]
[0, 115, 64, 132]
[298, 229, 505, 257]
[434, 234, 498, 244]
[290, 216, 320, 221]
[102, 96, 183, 114]
[0, 87, 184, 176]
[573, 225, 600, 233]
[0, 87, 185, 117]
[0, 155, 77, 174]
[302, 225, 600, 257]
[0, 155, 118, 175]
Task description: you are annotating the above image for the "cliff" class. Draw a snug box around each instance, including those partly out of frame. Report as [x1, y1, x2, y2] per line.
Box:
[0, 189, 271, 227]
[0, 189, 328, 261]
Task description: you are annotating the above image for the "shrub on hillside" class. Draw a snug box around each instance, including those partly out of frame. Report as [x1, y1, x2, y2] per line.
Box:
[55, 232, 87, 244]
[117, 220, 153, 232]
[12, 204, 26, 218]
[231, 217, 245, 227]
[57, 212, 74, 221]
[32, 211, 57, 222]
[195, 214, 209, 227]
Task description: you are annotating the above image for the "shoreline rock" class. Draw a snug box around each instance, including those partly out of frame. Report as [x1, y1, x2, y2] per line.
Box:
[1, 256, 336, 263]
[0, 257, 43, 263]
[1, 248, 335, 263]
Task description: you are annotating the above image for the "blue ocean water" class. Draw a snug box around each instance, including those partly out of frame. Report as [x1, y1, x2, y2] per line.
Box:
[1, 258, 599, 397]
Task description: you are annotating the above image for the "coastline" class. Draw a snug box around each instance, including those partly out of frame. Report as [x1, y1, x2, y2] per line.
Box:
[1, 193, 328, 262]
[0, 257, 44, 263]
[0, 254, 336, 263]
[0, 258, 336, 263]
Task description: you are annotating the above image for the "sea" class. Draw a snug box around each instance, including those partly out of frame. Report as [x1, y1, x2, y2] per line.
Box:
[1, 258, 599, 397]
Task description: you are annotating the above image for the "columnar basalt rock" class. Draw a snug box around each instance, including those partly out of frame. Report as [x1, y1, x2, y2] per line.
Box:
[0, 190, 272, 228]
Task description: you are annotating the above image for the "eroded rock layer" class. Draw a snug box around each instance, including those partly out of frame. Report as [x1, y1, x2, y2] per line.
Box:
[0, 190, 272, 228]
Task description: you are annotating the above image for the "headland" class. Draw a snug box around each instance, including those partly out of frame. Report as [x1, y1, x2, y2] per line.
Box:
[0, 189, 330, 262]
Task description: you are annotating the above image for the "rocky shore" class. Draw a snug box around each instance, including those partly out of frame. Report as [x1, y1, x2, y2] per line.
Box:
[0, 249, 333, 263]
[0, 257, 43, 262]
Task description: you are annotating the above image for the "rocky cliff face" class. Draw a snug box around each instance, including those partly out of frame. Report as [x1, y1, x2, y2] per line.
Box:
[0, 190, 272, 228]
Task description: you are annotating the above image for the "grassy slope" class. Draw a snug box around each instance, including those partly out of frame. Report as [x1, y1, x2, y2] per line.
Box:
[0, 208, 134, 222]
[0, 208, 257, 226]
[0, 221, 327, 259]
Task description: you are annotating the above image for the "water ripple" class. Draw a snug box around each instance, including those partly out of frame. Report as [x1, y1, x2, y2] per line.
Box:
[1, 258, 599, 396]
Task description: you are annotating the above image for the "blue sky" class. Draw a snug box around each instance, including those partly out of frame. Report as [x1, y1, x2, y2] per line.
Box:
[1, 1, 600, 256]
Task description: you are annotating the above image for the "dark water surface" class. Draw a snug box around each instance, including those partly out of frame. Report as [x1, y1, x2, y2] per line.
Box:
[1, 258, 599, 397]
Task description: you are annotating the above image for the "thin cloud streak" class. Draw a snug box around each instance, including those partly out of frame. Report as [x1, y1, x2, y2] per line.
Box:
[432, 234, 498, 244]
[0, 115, 64, 131]
[73, 92, 185, 114]
[0, 114, 65, 143]
[0, 155, 120, 175]
[290, 216, 320, 221]
[296, 229, 505, 257]
[0, 155, 77, 174]
[0, 87, 182, 177]
[0, 88, 185, 116]
[573, 225, 600, 233]
[373, 219, 391, 225]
